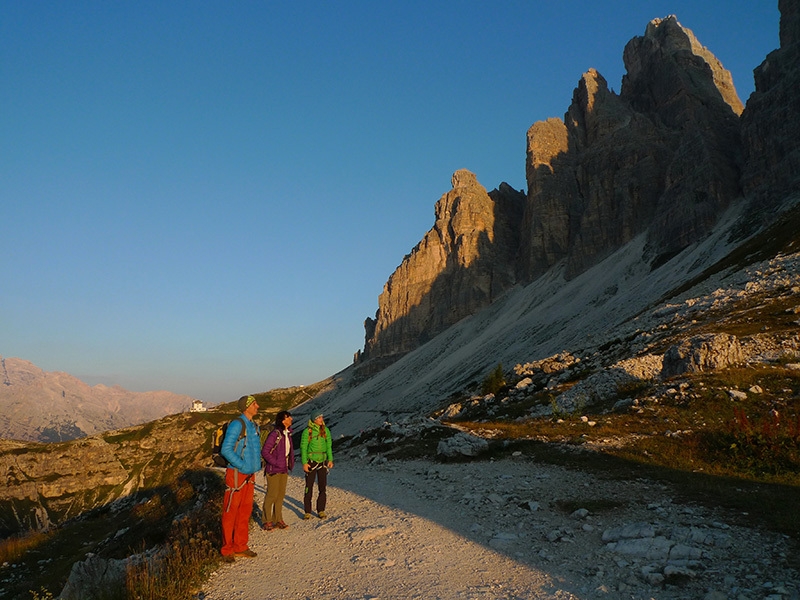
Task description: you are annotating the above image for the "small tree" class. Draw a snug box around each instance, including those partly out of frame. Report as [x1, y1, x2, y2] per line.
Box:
[481, 363, 505, 396]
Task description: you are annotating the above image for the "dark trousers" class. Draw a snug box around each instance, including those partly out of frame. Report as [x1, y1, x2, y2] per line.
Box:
[304, 461, 328, 514]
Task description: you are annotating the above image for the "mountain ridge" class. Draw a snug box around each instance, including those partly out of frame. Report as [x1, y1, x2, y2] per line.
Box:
[358, 11, 799, 370]
[0, 356, 201, 443]
[317, 198, 794, 436]
[310, 1, 800, 433]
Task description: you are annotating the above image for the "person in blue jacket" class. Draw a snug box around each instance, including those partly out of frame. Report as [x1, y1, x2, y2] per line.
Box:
[220, 394, 261, 561]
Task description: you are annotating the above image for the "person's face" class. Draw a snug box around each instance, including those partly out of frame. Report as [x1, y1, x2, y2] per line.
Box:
[245, 400, 258, 417]
[282, 414, 293, 426]
[314, 415, 324, 425]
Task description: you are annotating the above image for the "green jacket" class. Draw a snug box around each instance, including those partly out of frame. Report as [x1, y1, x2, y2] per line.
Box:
[300, 420, 333, 464]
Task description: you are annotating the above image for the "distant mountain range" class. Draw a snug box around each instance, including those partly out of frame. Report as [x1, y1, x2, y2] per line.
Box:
[0, 356, 200, 442]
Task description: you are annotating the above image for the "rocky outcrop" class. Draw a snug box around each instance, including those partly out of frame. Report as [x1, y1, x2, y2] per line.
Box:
[514, 352, 581, 377]
[741, 0, 800, 214]
[0, 411, 217, 534]
[436, 431, 489, 458]
[553, 355, 664, 415]
[359, 170, 524, 364]
[661, 334, 744, 378]
[521, 16, 744, 281]
[59, 553, 142, 600]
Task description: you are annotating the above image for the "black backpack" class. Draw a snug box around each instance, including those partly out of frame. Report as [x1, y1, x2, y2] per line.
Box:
[211, 416, 247, 467]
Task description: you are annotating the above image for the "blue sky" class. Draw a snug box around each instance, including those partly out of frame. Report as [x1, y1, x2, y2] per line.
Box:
[1, 1, 780, 404]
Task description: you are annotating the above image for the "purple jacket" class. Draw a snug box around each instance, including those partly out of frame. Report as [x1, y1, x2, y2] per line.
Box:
[261, 427, 295, 475]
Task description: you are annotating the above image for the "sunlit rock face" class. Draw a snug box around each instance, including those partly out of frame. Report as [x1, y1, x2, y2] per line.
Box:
[359, 5, 799, 370]
[359, 169, 524, 366]
[521, 15, 745, 282]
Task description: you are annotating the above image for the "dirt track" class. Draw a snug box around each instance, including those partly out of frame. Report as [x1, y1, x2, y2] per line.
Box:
[199, 456, 797, 600]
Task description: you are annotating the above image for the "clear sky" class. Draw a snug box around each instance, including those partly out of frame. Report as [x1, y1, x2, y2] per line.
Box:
[1, 1, 780, 404]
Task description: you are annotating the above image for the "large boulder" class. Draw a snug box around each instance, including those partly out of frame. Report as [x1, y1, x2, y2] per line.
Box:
[436, 432, 489, 459]
[661, 334, 744, 377]
[553, 354, 662, 414]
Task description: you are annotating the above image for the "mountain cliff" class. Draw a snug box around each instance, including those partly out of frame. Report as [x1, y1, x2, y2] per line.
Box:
[524, 15, 743, 281]
[318, 3, 800, 433]
[361, 12, 798, 369]
[741, 0, 800, 215]
[0, 356, 199, 442]
[357, 171, 524, 372]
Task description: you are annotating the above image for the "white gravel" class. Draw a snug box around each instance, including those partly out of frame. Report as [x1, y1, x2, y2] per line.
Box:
[198, 456, 797, 600]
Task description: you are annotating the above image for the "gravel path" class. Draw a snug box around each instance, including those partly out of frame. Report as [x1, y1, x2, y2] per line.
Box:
[198, 456, 798, 600]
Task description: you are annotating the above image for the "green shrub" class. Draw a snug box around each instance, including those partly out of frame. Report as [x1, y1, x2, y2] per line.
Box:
[481, 363, 505, 396]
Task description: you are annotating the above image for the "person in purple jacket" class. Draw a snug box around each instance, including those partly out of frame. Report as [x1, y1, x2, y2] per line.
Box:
[260, 410, 295, 531]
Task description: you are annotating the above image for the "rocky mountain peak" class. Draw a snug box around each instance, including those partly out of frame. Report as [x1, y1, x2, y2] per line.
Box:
[450, 168, 479, 189]
[565, 68, 634, 150]
[357, 170, 524, 368]
[622, 15, 743, 117]
[356, 6, 799, 373]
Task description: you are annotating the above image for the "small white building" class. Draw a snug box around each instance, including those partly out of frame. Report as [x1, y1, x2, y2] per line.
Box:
[190, 399, 207, 412]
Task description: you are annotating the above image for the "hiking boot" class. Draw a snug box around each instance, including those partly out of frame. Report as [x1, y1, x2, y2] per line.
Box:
[234, 549, 257, 558]
[262, 522, 274, 531]
[318, 511, 327, 519]
[303, 513, 312, 520]
[276, 520, 289, 529]
[221, 554, 235, 563]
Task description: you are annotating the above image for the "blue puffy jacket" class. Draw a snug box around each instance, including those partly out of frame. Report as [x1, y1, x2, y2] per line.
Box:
[221, 415, 261, 475]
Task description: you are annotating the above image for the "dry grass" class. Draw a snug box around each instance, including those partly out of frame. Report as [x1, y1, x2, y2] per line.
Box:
[125, 487, 224, 600]
[0, 530, 53, 565]
[1, 471, 227, 600]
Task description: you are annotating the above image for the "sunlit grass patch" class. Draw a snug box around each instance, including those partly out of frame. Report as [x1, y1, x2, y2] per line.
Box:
[0, 529, 53, 565]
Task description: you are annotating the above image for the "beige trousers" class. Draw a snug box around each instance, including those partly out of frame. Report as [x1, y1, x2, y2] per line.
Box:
[263, 472, 288, 524]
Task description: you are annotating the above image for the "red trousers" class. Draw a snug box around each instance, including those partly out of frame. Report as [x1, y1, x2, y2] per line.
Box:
[221, 469, 255, 556]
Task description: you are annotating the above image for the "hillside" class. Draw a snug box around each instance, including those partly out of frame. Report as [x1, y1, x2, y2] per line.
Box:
[305, 203, 799, 438]
[0, 383, 327, 536]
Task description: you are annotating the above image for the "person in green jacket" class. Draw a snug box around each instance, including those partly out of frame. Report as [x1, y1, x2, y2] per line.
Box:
[300, 409, 333, 519]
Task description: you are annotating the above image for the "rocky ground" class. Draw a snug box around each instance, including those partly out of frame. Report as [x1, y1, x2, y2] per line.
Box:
[198, 452, 798, 600]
